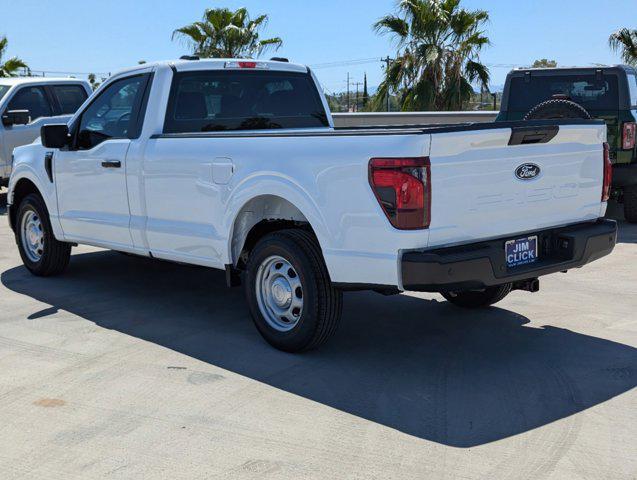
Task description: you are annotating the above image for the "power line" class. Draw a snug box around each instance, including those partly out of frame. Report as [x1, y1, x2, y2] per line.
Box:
[311, 57, 380, 69]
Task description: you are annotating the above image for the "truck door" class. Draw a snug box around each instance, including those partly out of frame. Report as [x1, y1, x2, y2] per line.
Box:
[3, 85, 55, 161]
[54, 73, 152, 249]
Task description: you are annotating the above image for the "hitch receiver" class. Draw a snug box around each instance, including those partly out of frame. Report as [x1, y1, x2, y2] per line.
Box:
[512, 278, 540, 293]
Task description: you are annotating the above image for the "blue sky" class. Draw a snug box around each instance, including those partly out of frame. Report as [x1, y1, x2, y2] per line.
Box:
[0, 0, 633, 91]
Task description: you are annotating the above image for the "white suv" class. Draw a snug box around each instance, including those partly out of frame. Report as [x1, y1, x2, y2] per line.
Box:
[0, 77, 91, 186]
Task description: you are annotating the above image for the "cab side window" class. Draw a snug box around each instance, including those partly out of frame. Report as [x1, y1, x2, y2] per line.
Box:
[52, 85, 88, 114]
[76, 75, 147, 150]
[7, 86, 52, 122]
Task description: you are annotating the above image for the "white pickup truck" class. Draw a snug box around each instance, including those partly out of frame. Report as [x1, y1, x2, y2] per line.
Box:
[7, 58, 617, 352]
[0, 77, 91, 186]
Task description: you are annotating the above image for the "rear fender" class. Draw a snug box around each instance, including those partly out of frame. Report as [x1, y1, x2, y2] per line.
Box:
[225, 176, 332, 273]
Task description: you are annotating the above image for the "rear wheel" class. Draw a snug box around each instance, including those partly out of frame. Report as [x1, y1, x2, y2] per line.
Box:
[624, 185, 637, 223]
[15, 193, 71, 276]
[442, 283, 512, 309]
[245, 229, 342, 352]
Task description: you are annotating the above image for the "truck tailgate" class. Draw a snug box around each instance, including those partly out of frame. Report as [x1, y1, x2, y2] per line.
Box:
[427, 123, 607, 247]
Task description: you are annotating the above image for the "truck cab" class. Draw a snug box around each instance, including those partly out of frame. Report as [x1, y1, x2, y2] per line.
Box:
[497, 65, 637, 221]
[0, 77, 92, 186]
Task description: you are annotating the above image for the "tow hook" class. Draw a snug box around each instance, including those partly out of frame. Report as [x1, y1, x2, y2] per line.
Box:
[513, 278, 540, 293]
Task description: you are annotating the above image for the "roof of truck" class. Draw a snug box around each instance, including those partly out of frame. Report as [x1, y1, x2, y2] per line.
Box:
[511, 64, 636, 74]
[0, 77, 89, 86]
[109, 58, 310, 79]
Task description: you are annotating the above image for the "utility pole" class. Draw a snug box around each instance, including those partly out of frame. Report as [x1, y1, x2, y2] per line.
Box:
[346, 72, 350, 112]
[491, 92, 497, 111]
[353, 81, 363, 112]
[382, 56, 392, 112]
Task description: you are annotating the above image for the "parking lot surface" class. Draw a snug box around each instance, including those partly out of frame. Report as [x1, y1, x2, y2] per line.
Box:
[0, 192, 635, 479]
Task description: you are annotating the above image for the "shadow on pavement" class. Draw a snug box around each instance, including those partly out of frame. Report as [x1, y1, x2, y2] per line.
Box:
[0, 190, 6, 215]
[606, 200, 637, 243]
[617, 222, 637, 244]
[2, 250, 636, 447]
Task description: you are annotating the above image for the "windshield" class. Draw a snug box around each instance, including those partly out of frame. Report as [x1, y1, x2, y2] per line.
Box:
[0, 85, 10, 102]
[507, 74, 619, 112]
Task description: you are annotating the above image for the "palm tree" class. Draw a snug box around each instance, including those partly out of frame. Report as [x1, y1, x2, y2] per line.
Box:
[0, 36, 28, 77]
[172, 7, 282, 58]
[609, 28, 637, 66]
[88, 73, 101, 91]
[373, 0, 490, 111]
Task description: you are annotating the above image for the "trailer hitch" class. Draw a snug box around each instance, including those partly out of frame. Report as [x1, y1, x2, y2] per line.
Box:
[512, 278, 540, 293]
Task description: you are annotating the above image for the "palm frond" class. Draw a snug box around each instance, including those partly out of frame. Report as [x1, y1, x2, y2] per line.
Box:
[0, 57, 28, 77]
[609, 28, 637, 66]
[0, 36, 7, 58]
[373, 15, 410, 41]
[172, 7, 282, 58]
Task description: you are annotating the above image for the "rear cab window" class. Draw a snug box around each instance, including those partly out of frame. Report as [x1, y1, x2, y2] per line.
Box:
[507, 74, 620, 113]
[52, 84, 88, 114]
[163, 69, 328, 133]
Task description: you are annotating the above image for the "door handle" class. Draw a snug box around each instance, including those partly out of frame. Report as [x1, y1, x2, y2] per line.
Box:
[101, 160, 121, 168]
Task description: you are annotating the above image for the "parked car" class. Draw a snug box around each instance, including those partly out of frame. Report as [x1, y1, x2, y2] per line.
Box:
[7, 59, 617, 352]
[0, 77, 91, 187]
[497, 65, 637, 222]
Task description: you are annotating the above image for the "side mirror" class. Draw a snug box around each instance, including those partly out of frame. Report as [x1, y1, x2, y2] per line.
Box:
[2, 109, 30, 126]
[41, 124, 70, 149]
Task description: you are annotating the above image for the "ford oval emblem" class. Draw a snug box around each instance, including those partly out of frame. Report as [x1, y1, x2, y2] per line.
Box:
[515, 163, 541, 180]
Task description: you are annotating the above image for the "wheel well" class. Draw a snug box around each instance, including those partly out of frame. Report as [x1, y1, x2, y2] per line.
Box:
[231, 195, 317, 270]
[9, 178, 41, 231]
[237, 219, 314, 268]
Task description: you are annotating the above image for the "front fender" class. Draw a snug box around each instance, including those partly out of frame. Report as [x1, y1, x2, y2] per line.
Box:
[8, 143, 63, 239]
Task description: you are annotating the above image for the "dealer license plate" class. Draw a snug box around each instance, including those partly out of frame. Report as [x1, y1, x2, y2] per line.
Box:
[505, 236, 538, 268]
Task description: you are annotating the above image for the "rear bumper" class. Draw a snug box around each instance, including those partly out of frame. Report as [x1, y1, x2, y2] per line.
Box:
[401, 219, 617, 292]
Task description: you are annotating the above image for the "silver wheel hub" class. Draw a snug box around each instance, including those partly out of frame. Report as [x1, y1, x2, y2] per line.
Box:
[20, 209, 45, 263]
[271, 278, 292, 308]
[255, 255, 303, 332]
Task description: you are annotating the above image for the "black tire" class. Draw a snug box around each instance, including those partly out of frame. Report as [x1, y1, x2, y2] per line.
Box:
[244, 229, 342, 352]
[624, 185, 637, 223]
[524, 99, 591, 121]
[15, 193, 71, 276]
[442, 283, 513, 309]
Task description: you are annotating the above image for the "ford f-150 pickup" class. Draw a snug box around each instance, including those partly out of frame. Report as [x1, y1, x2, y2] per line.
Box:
[6, 58, 618, 352]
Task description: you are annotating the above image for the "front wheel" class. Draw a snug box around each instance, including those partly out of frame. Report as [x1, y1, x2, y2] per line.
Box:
[244, 229, 342, 352]
[15, 193, 71, 276]
[441, 283, 512, 309]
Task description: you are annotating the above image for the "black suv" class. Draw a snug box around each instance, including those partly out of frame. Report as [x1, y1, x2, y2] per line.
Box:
[497, 65, 637, 222]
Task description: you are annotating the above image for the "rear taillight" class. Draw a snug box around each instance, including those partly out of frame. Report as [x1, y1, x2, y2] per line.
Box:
[369, 157, 431, 230]
[602, 142, 612, 202]
[622, 122, 636, 150]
